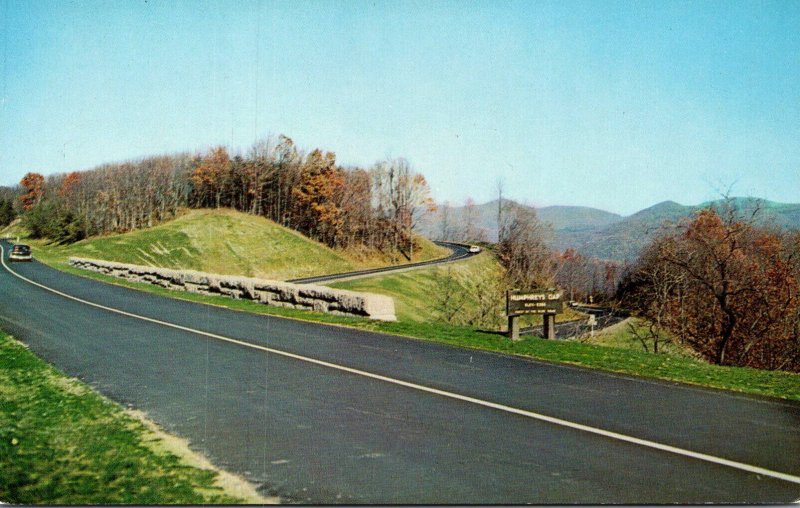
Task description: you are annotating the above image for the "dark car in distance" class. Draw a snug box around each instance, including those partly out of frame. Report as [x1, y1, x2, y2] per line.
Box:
[9, 244, 32, 262]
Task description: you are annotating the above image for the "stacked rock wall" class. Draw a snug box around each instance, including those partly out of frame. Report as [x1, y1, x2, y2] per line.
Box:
[69, 257, 396, 321]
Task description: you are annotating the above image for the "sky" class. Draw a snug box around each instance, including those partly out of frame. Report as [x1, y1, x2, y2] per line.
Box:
[1, 0, 798, 216]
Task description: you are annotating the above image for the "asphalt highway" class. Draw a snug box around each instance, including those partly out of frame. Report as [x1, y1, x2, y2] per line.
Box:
[1, 243, 799, 503]
[287, 241, 476, 284]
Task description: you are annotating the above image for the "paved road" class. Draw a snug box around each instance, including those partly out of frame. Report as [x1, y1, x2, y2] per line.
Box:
[521, 305, 626, 338]
[1, 244, 799, 503]
[287, 241, 477, 284]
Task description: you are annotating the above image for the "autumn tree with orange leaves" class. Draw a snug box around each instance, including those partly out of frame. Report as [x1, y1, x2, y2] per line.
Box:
[191, 146, 231, 208]
[292, 149, 344, 246]
[621, 204, 800, 371]
[58, 171, 81, 199]
[19, 172, 45, 210]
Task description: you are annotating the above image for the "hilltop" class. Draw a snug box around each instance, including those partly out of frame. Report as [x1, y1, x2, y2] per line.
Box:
[26, 208, 448, 281]
[418, 197, 800, 261]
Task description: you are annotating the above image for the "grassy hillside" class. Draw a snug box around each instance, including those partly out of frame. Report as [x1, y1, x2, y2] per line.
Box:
[331, 251, 503, 324]
[341, 236, 448, 268]
[1, 218, 27, 240]
[24, 209, 448, 281]
[331, 251, 582, 327]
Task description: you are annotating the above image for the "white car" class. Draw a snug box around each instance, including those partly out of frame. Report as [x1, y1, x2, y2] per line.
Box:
[9, 244, 32, 262]
[469, 245, 481, 253]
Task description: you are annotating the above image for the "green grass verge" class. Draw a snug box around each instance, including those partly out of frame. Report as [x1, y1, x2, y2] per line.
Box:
[33, 260, 800, 403]
[0, 331, 266, 504]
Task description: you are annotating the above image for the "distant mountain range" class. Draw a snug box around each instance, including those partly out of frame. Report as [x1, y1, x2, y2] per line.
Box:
[417, 197, 800, 262]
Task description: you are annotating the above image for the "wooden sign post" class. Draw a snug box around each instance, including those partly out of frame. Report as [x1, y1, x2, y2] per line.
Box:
[506, 288, 564, 341]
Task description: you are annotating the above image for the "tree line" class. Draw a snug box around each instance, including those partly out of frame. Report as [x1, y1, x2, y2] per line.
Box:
[9, 135, 434, 257]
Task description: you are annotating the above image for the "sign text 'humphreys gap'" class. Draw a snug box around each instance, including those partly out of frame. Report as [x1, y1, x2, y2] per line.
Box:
[506, 289, 564, 316]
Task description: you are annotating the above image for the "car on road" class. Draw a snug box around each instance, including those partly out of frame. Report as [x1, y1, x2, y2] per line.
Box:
[469, 245, 481, 253]
[9, 244, 32, 262]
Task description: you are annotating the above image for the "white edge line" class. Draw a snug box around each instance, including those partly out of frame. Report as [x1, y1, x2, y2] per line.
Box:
[2, 244, 800, 486]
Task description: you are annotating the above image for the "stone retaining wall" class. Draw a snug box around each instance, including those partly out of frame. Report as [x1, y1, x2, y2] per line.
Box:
[69, 257, 396, 321]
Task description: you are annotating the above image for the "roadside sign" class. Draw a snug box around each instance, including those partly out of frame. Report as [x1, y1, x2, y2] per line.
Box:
[506, 289, 563, 316]
[505, 288, 564, 341]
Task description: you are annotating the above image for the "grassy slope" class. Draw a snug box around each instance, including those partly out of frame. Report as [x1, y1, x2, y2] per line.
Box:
[331, 251, 582, 326]
[0, 219, 26, 240]
[331, 252, 501, 322]
[0, 332, 270, 504]
[586, 317, 698, 358]
[343, 235, 449, 268]
[24, 209, 448, 280]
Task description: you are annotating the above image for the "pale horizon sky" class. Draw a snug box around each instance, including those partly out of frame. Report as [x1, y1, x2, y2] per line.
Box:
[2, 0, 798, 215]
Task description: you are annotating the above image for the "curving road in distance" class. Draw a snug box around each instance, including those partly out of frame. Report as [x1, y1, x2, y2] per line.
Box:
[287, 241, 477, 284]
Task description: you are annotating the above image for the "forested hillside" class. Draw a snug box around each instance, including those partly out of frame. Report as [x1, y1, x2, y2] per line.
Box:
[6, 135, 435, 261]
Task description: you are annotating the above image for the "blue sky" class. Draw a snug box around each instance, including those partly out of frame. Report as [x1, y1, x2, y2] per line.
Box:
[1, 0, 798, 215]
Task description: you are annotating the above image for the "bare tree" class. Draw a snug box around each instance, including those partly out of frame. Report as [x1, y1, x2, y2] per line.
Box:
[496, 177, 504, 242]
[433, 266, 467, 323]
[461, 197, 479, 242]
[496, 203, 554, 289]
[438, 200, 453, 241]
